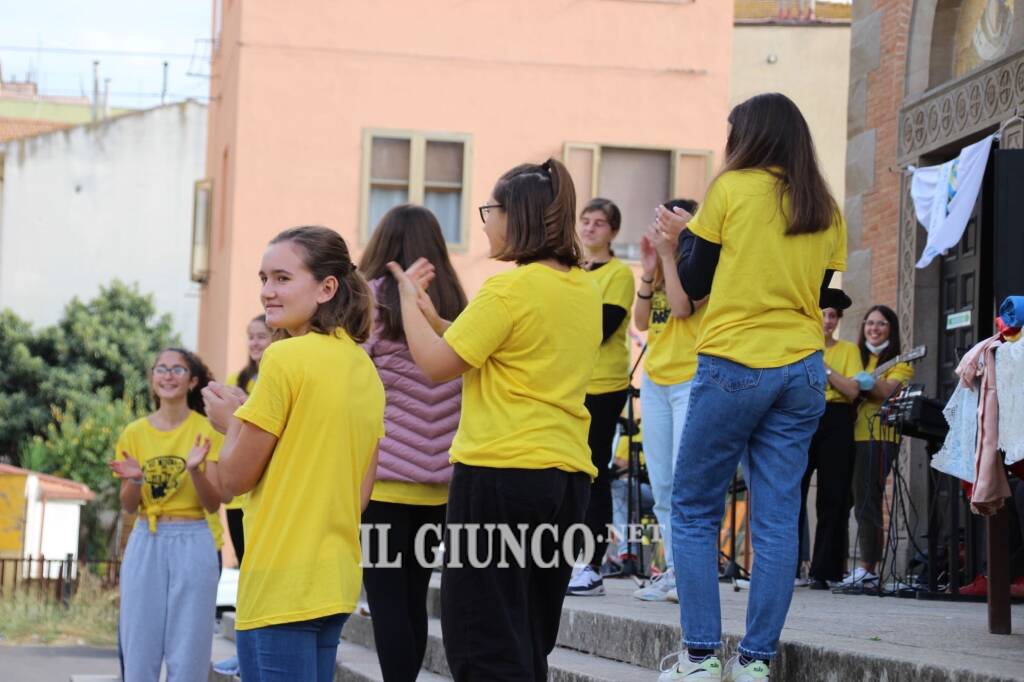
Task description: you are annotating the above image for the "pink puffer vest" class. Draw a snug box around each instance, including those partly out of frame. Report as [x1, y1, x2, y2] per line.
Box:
[363, 278, 461, 484]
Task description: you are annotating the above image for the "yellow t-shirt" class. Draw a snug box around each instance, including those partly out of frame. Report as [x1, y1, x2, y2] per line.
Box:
[444, 263, 601, 477]
[824, 339, 863, 404]
[206, 510, 224, 550]
[113, 411, 221, 533]
[224, 372, 256, 511]
[370, 480, 448, 506]
[233, 330, 385, 630]
[645, 304, 707, 386]
[647, 290, 672, 340]
[585, 258, 634, 394]
[854, 355, 914, 443]
[688, 169, 847, 368]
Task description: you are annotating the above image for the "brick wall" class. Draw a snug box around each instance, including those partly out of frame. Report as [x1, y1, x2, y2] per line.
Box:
[843, 0, 913, 336]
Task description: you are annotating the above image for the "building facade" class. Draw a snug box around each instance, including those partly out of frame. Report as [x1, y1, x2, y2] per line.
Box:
[845, 0, 1023, 564]
[0, 101, 207, 346]
[197, 0, 735, 376]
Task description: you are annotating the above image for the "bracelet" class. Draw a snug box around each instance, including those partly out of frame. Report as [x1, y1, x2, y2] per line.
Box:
[127, 477, 144, 486]
[636, 292, 653, 300]
[641, 276, 654, 284]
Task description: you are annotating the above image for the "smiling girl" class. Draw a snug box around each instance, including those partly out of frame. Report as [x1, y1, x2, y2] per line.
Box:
[202, 225, 385, 682]
[110, 348, 226, 682]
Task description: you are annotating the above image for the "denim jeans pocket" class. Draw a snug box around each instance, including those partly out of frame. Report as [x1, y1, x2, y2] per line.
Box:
[803, 352, 827, 396]
[705, 355, 762, 393]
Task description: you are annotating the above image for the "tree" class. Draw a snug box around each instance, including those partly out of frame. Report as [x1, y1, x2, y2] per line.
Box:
[0, 311, 51, 462]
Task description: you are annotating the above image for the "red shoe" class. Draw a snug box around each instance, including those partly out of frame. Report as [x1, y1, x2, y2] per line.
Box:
[958, 574, 988, 596]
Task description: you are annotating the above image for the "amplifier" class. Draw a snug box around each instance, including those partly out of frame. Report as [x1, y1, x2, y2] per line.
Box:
[880, 386, 948, 443]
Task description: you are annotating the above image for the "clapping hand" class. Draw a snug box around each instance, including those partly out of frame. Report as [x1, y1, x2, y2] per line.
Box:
[646, 223, 675, 259]
[202, 382, 247, 434]
[387, 258, 447, 334]
[639, 234, 659, 278]
[110, 452, 143, 481]
[186, 434, 213, 472]
[654, 204, 692, 242]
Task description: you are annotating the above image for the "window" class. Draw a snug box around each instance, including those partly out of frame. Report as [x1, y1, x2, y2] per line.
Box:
[362, 131, 471, 246]
[190, 179, 213, 283]
[564, 143, 712, 261]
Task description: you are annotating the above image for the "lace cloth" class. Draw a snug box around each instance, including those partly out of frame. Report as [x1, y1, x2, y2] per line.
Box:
[997, 340, 1024, 466]
[932, 382, 979, 483]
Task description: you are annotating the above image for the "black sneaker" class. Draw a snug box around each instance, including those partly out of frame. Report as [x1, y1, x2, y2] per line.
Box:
[809, 578, 830, 590]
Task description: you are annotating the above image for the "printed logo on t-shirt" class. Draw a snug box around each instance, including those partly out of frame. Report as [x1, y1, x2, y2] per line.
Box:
[143, 456, 187, 500]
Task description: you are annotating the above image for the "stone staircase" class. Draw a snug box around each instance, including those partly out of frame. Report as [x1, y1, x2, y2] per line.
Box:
[215, 575, 1024, 682]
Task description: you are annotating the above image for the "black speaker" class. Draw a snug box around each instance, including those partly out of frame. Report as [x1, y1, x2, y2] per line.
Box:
[993, 149, 1024, 305]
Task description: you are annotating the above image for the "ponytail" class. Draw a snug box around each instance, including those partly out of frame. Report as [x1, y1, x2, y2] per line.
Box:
[492, 158, 581, 268]
[269, 226, 373, 343]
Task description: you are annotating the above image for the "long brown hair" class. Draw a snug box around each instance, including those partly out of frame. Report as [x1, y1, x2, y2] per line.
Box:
[359, 204, 468, 341]
[269, 226, 373, 343]
[491, 158, 581, 268]
[721, 93, 839, 236]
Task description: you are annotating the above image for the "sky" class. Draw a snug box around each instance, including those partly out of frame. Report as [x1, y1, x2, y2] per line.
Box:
[0, 0, 212, 109]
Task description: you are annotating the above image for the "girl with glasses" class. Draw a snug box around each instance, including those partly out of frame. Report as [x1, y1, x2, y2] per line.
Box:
[110, 347, 228, 682]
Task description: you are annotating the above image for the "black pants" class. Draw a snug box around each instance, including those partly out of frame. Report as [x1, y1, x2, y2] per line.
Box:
[798, 403, 856, 582]
[226, 508, 245, 563]
[441, 464, 590, 682]
[582, 389, 628, 568]
[362, 500, 446, 682]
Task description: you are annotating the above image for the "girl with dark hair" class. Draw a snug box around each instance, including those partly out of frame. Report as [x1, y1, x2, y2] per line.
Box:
[202, 225, 385, 681]
[387, 158, 601, 681]
[842, 304, 913, 588]
[568, 197, 633, 597]
[110, 347, 228, 682]
[632, 198, 705, 603]
[798, 292, 862, 591]
[357, 204, 467, 682]
[223, 314, 272, 565]
[657, 93, 846, 682]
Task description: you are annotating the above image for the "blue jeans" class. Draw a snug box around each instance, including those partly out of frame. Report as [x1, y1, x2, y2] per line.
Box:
[640, 373, 693, 570]
[237, 612, 350, 682]
[672, 352, 825, 660]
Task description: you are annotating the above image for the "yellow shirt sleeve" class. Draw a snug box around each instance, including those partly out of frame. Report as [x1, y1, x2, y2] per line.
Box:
[883, 361, 915, 384]
[444, 282, 513, 368]
[604, 264, 634, 309]
[687, 177, 728, 245]
[235, 347, 292, 437]
[828, 214, 848, 272]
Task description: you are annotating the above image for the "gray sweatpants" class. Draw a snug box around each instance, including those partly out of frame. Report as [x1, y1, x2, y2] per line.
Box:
[120, 520, 219, 682]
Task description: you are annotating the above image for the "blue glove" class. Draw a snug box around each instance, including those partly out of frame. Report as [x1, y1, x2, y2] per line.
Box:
[854, 371, 876, 392]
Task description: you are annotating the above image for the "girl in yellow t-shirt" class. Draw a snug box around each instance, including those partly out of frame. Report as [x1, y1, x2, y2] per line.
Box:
[845, 304, 914, 588]
[202, 226, 385, 682]
[632, 197, 706, 603]
[109, 348, 227, 682]
[656, 93, 846, 680]
[223, 313, 272, 566]
[797, 289, 862, 590]
[387, 159, 601, 681]
[570, 197, 633, 596]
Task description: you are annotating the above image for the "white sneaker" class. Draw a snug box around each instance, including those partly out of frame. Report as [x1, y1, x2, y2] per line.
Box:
[634, 568, 676, 602]
[722, 656, 769, 681]
[840, 567, 879, 586]
[566, 565, 605, 596]
[658, 652, 722, 680]
[793, 577, 811, 587]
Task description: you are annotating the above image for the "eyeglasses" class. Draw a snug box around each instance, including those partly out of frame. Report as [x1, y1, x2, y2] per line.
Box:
[863, 320, 890, 328]
[478, 203, 502, 223]
[153, 365, 189, 377]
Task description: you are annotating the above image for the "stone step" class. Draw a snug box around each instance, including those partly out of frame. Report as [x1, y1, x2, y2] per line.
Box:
[337, 640, 449, 682]
[342, 611, 654, 682]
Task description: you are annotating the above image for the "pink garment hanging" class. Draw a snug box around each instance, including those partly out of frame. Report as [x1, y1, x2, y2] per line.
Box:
[957, 334, 1006, 515]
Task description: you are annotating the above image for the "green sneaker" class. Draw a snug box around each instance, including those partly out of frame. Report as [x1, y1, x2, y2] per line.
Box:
[723, 656, 769, 681]
[658, 652, 722, 680]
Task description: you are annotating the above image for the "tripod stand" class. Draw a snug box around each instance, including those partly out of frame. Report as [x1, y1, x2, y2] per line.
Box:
[619, 344, 649, 584]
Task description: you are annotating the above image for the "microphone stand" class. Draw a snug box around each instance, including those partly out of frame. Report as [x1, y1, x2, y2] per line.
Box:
[620, 343, 649, 584]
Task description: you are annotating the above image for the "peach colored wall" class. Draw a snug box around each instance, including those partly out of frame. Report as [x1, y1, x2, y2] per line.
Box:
[200, 0, 734, 377]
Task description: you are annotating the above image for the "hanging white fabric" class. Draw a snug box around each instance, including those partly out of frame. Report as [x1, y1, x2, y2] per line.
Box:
[911, 133, 996, 269]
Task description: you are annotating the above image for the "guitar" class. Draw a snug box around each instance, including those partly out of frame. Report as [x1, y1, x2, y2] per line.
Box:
[851, 345, 927, 407]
